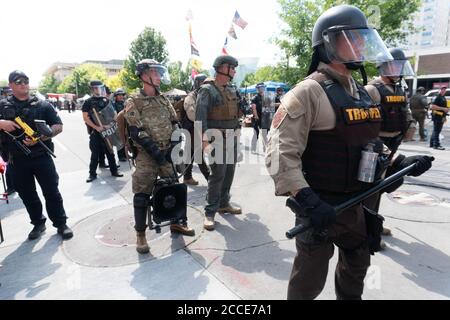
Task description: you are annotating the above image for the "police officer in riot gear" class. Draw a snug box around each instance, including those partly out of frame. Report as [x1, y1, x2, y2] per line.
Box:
[0, 70, 73, 240]
[113, 88, 127, 161]
[82, 80, 123, 182]
[365, 48, 416, 240]
[195, 55, 242, 231]
[366, 48, 415, 154]
[266, 5, 432, 300]
[124, 59, 195, 254]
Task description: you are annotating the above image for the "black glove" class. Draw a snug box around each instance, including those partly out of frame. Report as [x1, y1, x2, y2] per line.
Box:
[294, 188, 336, 230]
[393, 154, 433, 177]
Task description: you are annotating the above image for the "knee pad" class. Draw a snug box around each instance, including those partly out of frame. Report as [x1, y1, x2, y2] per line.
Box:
[133, 193, 149, 208]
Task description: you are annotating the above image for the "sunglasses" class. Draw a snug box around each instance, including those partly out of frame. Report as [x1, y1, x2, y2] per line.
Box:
[14, 79, 29, 85]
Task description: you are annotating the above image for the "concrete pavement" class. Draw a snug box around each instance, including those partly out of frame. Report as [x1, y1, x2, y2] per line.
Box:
[0, 111, 449, 300]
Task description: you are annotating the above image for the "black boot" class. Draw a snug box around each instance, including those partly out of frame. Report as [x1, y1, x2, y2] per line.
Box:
[28, 224, 46, 240]
[57, 225, 74, 240]
[111, 171, 124, 177]
[86, 175, 97, 183]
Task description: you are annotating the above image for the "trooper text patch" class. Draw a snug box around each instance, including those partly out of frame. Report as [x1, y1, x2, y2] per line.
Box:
[384, 96, 406, 103]
[343, 107, 382, 124]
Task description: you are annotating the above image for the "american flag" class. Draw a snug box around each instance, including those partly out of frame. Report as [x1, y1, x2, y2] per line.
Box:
[232, 11, 248, 30]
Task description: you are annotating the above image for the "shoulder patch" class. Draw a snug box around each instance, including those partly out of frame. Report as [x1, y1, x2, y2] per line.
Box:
[272, 107, 288, 129]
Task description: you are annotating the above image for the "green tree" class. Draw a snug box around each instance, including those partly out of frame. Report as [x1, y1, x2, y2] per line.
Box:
[123, 27, 169, 90]
[105, 69, 127, 92]
[160, 61, 192, 92]
[240, 66, 284, 87]
[277, 0, 421, 80]
[0, 80, 8, 87]
[38, 74, 60, 94]
[57, 63, 107, 96]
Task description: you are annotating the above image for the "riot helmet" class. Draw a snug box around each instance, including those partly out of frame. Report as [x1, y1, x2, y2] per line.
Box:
[135, 59, 170, 85]
[193, 74, 207, 90]
[90, 80, 106, 97]
[213, 55, 238, 80]
[377, 48, 414, 78]
[256, 82, 266, 94]
[114, 88, 126, 97]
[309, 5, 393, 73]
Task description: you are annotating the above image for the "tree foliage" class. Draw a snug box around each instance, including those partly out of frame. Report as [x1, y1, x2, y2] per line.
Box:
[123, 27, 169, 90]
[277, 0, 421, 81]
[38, 74, 60, 94]
[57, 63, 107, 96]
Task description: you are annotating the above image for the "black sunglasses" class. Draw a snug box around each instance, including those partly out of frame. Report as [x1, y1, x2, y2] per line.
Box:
[14, 79, 29, 85]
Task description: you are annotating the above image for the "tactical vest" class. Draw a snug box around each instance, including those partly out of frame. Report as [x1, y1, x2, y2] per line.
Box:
[0, 96, 54, 159]
[302, 72, 382, 193]
[374, 83, 408, 134]
[129, 94, 175, 150]
[204, 81, 239, 129]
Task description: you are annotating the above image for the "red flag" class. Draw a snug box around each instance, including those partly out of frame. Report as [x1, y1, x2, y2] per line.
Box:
[222, 37, 229, 55]
[191, 69, 198, 79]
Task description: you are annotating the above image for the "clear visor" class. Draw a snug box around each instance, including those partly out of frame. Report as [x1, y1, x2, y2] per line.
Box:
[323, 28, 393, 64]
[91, 85, 106, 97]
[378, 60, 415, 77]
[149, 65, 171, 85]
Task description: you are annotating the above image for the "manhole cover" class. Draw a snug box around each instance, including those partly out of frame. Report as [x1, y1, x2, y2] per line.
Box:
[387, 191, 441, 206]
[63, 204, 204, 267]
[95, 215, 167, 247]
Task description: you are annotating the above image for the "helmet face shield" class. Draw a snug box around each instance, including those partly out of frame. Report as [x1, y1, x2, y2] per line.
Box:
[379, 59, 415, 77]
[91, 85, 106, 97]
[323, 27, 393, 64]
[146, 65, 171, 85]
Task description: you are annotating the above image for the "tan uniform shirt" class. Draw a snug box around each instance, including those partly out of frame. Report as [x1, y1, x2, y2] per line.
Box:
[183, 92, 196, 122]
[365, 77, 413, 138]
[266, 62, 361, 196]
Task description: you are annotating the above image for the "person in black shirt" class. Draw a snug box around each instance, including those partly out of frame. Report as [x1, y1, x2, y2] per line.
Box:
[430, 87, 449, 150]
[82, 81, 123, 182]
[0, 70, 73, 240]
[250, 83, 265, 153]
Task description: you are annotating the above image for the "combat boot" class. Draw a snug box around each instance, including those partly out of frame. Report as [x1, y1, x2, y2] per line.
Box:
[183, 177, 199, 186]
[203, 216, 215, 231]
[170, 223, 195, 236]
[136, 231, 150, 254]
[382, 227, 392, 236]
[218, 206, 242, 215]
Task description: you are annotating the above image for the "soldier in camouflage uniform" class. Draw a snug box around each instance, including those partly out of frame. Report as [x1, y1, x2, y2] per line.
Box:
[124, 59, 195, 254]
[195, 55, 242, 231]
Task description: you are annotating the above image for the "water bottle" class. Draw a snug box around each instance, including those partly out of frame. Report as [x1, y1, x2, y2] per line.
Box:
[357, 143, 378, 183]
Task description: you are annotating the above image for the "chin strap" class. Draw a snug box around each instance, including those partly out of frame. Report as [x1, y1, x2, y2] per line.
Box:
[215, 65, 234, 81]
[142, 78, 160, 95]
[360, 66, 368, 86]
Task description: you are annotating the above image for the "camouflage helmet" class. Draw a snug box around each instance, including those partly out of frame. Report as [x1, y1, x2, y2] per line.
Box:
[213, 55, 239, 70]
[135, 59, 170, 84]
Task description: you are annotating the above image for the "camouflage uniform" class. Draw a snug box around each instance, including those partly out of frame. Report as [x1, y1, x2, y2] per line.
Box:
[124, 90, 177, 230]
